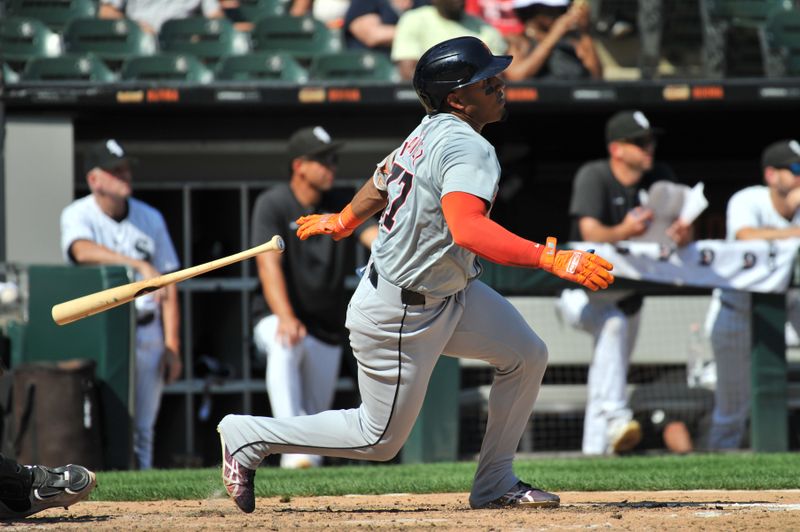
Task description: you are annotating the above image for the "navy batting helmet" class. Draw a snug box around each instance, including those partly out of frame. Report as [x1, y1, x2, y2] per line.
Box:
[413, 36, 512, 115]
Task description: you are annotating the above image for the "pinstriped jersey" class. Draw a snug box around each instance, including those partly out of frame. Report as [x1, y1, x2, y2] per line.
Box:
[371, 113, 501, 298]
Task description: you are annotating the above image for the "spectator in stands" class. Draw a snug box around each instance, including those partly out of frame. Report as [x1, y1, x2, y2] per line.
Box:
[391, 0, 507, 80]
[465, 0, 524, 38]
[557, 110, 692, 456]
[99, 0, 225, 34]
[704, 139, 800, 450]
[344, 0, 427, 55]
[290, 0, 350, 28]
[504, 0, 602, 81]
[250, 126, 377, 469]
[60, 139, 182, 470]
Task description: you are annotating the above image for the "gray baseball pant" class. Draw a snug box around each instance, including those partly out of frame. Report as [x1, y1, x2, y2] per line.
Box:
[219, 273, 548, 508]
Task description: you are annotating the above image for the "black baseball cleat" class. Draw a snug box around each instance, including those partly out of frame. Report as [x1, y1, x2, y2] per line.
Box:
[219, 431, 256, 513]
[0, 464, 97, 519]
[473, 481, 560, 509]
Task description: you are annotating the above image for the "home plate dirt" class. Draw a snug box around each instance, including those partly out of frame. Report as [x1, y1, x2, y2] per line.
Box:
[4, 490, 799, 530]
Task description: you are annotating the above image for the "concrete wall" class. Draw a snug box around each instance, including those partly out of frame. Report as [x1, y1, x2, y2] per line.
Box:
[4, 117, 73, 264]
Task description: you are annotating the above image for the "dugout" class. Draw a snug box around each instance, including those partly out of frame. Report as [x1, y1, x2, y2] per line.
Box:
[2, 78, 800, 465]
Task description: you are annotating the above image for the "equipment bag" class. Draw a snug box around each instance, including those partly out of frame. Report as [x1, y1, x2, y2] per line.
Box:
[12, 360, 102, 470]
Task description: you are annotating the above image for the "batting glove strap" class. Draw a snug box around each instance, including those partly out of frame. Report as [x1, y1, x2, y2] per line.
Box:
[539, 236, 615, 291]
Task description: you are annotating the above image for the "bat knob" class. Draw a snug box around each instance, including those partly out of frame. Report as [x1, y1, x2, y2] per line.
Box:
[275, 236, 285, 251]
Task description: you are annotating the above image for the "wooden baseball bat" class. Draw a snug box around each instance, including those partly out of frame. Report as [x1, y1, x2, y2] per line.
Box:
[52, 235, 285, 326]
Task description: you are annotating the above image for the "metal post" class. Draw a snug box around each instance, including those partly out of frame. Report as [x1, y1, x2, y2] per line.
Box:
[750, 292, 788, 452]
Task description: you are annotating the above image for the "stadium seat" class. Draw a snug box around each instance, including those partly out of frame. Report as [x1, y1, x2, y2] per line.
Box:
[763, 8, 800, 77]
[238, 0, 287, 21]
[309, 51, 398, 82]
[62, 17, 156, 67]
[7, 0, 97, 32]
[120, 53, 214, 83]
[215, 51, 308, 82]
[2, 63, 21, 84]
[704, 0, 793, 77]
[706, 0, 792, 28]
[251, 15, 341, 60]
[159, 17, 250, 67]
[22, 53, 116, 82]
[0, 16, 61, 66]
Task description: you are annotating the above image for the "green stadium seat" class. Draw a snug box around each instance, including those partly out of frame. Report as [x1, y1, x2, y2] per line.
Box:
[238, 0, 287, 21]
[22, 53, 116, 82]
[251, 15, 341, 60]
[704, 0, 793, 77]
[159, 17, 250, 66]
[309, 51, 398, 82]
[2, 63, 22, 84]
[215, 51, 308, 81]
[763, 8, 800, 77]
[7, 0, 97, 32]
[707, 0, 792, 28]
[120, 53, 214, 82]
[62, 17, 156, 66]
[0, 16, 61, 66]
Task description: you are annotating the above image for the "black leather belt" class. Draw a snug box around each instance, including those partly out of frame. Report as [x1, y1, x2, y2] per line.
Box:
[369, 265, 425, 306]
[137, 313, 156, 326]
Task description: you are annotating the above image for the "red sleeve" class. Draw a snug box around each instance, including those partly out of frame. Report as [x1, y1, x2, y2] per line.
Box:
[442, 192, 544, 268]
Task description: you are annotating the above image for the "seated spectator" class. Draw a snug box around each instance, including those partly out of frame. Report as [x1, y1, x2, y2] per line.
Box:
[465, 0, 524, 37]
[290, 0, 351, 28]
[344, 0, 425, 55]
[391, 0, 507, 80]
[99, 0, 225, 34]
[504, 0, 602, 81]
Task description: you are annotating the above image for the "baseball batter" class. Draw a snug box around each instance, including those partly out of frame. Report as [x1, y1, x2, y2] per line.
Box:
[704, 139, 800, 449]
[60, 139, 181, 470]
[217, 36, 614, 513]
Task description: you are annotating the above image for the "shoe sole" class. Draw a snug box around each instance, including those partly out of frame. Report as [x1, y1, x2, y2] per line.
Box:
[477, 499, 560, 510]
[611, 421, 643, 453]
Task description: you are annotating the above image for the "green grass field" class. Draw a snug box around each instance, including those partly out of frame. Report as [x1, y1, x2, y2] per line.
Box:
[93, 453, 800, 501]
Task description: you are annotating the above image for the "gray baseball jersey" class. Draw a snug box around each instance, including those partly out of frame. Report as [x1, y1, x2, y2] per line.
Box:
[372, 113, 500, 298]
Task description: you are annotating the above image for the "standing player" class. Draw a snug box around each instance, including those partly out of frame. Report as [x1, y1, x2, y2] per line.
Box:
[61, 139, 181, 470]
[704, 139, 800, 450]
[558, 110, 692, 456]
[217, 36, 614, 513]
[251, 126, 377, 469]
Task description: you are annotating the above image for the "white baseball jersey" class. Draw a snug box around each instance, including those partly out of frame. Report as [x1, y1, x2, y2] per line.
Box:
[371, 113, 501, 298]
[60, 195, 180, 317]
[718, 185, 800, 311]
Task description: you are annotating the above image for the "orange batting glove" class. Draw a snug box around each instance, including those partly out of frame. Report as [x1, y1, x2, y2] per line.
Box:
[539, 237, 615, 291]
[296, 204, 363, 241]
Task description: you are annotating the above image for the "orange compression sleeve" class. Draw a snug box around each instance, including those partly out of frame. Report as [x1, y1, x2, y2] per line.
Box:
[441, 192, 544, 268]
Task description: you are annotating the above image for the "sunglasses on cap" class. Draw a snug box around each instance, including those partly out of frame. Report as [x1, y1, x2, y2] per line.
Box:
[621, 136, 656, 149]
[777, 162, 800, 176]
